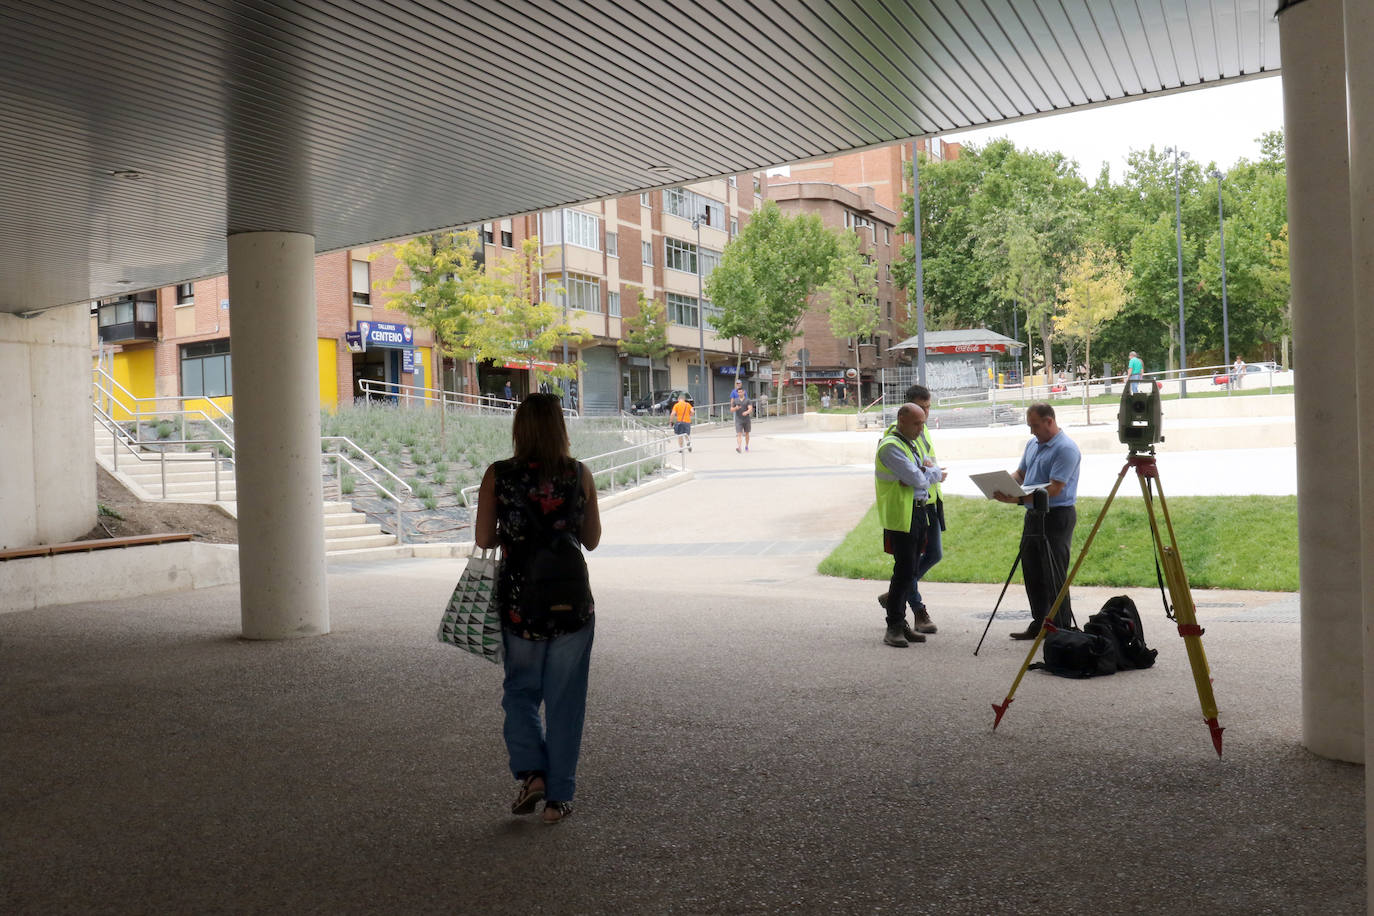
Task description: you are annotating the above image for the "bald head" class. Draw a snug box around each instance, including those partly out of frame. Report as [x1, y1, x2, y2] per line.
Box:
[896, 402, 927, 440]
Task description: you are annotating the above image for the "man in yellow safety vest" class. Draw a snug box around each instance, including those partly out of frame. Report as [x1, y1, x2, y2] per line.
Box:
[874, 403, 942, 648]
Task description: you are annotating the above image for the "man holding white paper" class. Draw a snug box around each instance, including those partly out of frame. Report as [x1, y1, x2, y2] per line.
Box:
[992, 403, 1081, 640]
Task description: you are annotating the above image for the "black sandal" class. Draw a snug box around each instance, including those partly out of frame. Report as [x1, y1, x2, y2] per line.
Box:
[511, 774, 545, 815]
[542, 800, 573, 824]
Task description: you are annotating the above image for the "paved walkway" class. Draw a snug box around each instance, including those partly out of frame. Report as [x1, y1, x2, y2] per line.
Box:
[0, 417, 1359, 914]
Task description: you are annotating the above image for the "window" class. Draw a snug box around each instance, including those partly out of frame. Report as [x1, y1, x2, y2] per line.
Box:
[640, 192, 651, 207]
[886, 300, 893, 319]
[663, 187, 725, 228]
[665, 238, 721, 279]
[884, 226, 891, 245]
[728, 175, 737, 187]
[500, 218, 513, 248]
[481, 223, 494, 245]
[730, 217, 739, 238]
[606, 231, 618, 257]
[176, 283, 194, 305]
[351, 259, 370, 306]
[642, 240, 653, 265]
[665, 238, 697, 274]
[540, 209, 601, 250]
[608, 291, 621, 317]
[547, 272, 601, 312]
[181, 339, 232, 398]
[666, 292, 700, 327]
[753, 177, 762, 195]
[96, 291, 157, 342]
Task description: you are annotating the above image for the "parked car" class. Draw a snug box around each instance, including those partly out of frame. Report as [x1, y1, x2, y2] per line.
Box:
[631, 389, 689, 414]
[1212, 363, 1282, 385]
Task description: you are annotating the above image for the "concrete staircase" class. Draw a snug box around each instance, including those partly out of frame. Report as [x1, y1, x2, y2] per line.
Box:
[94, 421, 400, 555]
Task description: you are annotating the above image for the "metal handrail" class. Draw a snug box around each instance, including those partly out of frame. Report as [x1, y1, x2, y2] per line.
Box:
[358, 377, 579, 418]
[92, 366, 236, 449]
[324, 452, 405, 543]
[321, 436, 413, 496]
[460, 434, 685, 510]
[95, 405, 230, 500]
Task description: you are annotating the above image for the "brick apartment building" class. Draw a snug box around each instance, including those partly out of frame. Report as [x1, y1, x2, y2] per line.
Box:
[92, 140, 958, 416]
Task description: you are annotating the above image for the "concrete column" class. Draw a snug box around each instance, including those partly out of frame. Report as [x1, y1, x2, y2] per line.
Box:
[0, 303, 96, 548]
[1343, 1, 1374, 910]
[227, 232, 328, 639]
[1279, 0, 1363, 762]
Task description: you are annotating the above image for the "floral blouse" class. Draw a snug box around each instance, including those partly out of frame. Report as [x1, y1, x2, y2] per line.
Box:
[492, 456, 593, 640]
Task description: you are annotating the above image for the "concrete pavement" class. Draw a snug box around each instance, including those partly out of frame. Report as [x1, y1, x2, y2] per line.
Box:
[1, 413, 1358, 914]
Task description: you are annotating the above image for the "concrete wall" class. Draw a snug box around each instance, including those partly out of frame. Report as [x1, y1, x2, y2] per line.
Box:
[0, 304, 96, 549]
[0, 542, 239, 614]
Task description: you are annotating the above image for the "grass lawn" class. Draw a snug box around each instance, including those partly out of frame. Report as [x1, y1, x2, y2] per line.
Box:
[818, 494, 1298, 592]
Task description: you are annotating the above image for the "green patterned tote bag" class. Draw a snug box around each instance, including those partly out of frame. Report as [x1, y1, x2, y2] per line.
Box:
[438, 548, 504, 663]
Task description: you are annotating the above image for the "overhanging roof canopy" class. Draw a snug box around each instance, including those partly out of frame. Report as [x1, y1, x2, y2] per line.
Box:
[0, 1, 1280, 314]
[892, 328, 1024, 353]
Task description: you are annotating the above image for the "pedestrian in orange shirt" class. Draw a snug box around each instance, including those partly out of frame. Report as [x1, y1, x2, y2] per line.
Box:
[671, 394, 694, 452]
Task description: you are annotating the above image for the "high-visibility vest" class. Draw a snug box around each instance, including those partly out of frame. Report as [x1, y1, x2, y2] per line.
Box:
[874, 433, 918, 532]
[883, 423, 942, 501]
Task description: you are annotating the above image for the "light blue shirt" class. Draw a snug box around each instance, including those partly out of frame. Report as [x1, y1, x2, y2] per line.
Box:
[1016, 429, 1081, 508]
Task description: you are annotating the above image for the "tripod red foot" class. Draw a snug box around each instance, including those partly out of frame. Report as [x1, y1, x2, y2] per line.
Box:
[991, 698, 1013, 730]
[1206, 717, 1225, 757]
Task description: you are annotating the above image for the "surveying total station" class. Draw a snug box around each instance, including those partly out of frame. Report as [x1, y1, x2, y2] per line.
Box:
[990, 382, 1226, 757]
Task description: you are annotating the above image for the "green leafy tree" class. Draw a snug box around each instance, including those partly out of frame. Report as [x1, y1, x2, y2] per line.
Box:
[1054, 244, 1129, 422]
[705, 200, 840, 397]
[823, 231, 880, 408]
[376, 229, 494, 439]
[620, 289, 670, 360]
[474, 237, 589, 393]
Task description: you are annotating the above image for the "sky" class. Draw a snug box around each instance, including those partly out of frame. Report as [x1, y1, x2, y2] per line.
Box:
[942, 75, 1285, 183]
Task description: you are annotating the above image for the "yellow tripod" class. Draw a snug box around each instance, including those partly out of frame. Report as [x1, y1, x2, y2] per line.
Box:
[990, 447, 1225, 757]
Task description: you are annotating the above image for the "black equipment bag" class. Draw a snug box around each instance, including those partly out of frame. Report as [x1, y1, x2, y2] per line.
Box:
[1088, 595, 1158, 671]
[1030, 628, 1118, 678]
[1030, 595, 1158, 679]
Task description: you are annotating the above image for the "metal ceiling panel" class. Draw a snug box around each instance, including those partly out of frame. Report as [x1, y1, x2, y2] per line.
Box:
[0, 0, 1281, 314]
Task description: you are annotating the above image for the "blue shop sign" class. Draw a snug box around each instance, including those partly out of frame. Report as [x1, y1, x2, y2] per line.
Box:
[356, 321, 414, 349]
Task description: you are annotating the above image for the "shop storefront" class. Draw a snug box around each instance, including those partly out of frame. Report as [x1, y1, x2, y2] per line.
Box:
[349, 320, 423, 401]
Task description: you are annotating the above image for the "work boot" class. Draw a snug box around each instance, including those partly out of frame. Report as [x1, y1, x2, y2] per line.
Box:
[901, 623, 927, 644]
[912, 604, 938, 635]
[877, 592, 889, 608]
[883, 625, 909, 648]
[1009, 620, 1042, 640]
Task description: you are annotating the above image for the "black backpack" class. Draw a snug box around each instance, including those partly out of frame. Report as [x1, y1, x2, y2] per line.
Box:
[1031, 628, 1119, 678]
[1029, 595, 1158, 679]
[519, 529, 592, 617]
[1088, 595, 1158, 671]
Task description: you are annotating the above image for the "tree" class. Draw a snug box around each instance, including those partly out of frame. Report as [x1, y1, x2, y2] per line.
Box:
[474, 237, 589, 394]
[705, 200, 840, 397]
[1054, 244, 1129, 423]
[376, 229, 495, 439]
[620, 288, 670, 361]
[823, 231, 881, 408]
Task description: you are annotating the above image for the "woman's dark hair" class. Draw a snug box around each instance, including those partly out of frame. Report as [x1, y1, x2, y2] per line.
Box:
[511, 392, 570, 473]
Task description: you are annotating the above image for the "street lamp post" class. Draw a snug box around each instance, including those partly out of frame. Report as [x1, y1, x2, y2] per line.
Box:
[1211, 169, 1232, 392]
[1165, 146, 1189, 396]
[910, 141, 928, 386]
[693, 215, 706, 404]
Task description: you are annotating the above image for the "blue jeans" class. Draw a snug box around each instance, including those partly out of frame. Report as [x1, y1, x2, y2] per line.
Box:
[501, 620, 595, 803]
[906, 504, 943, 610]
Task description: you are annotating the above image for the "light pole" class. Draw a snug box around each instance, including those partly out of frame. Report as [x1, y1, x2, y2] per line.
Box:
[1211, 169, 1231, 391]
[1165, 146, 1189, 396]
[910, 141, 927, 386]
[693, 215, 706, 404]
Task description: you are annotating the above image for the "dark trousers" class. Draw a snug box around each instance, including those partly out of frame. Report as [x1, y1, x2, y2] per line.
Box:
[1021, 506, 1075, 628]
[884, 505, 929, 627]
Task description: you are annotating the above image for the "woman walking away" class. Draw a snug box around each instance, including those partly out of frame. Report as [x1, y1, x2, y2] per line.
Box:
[475, 393, 602, 824]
